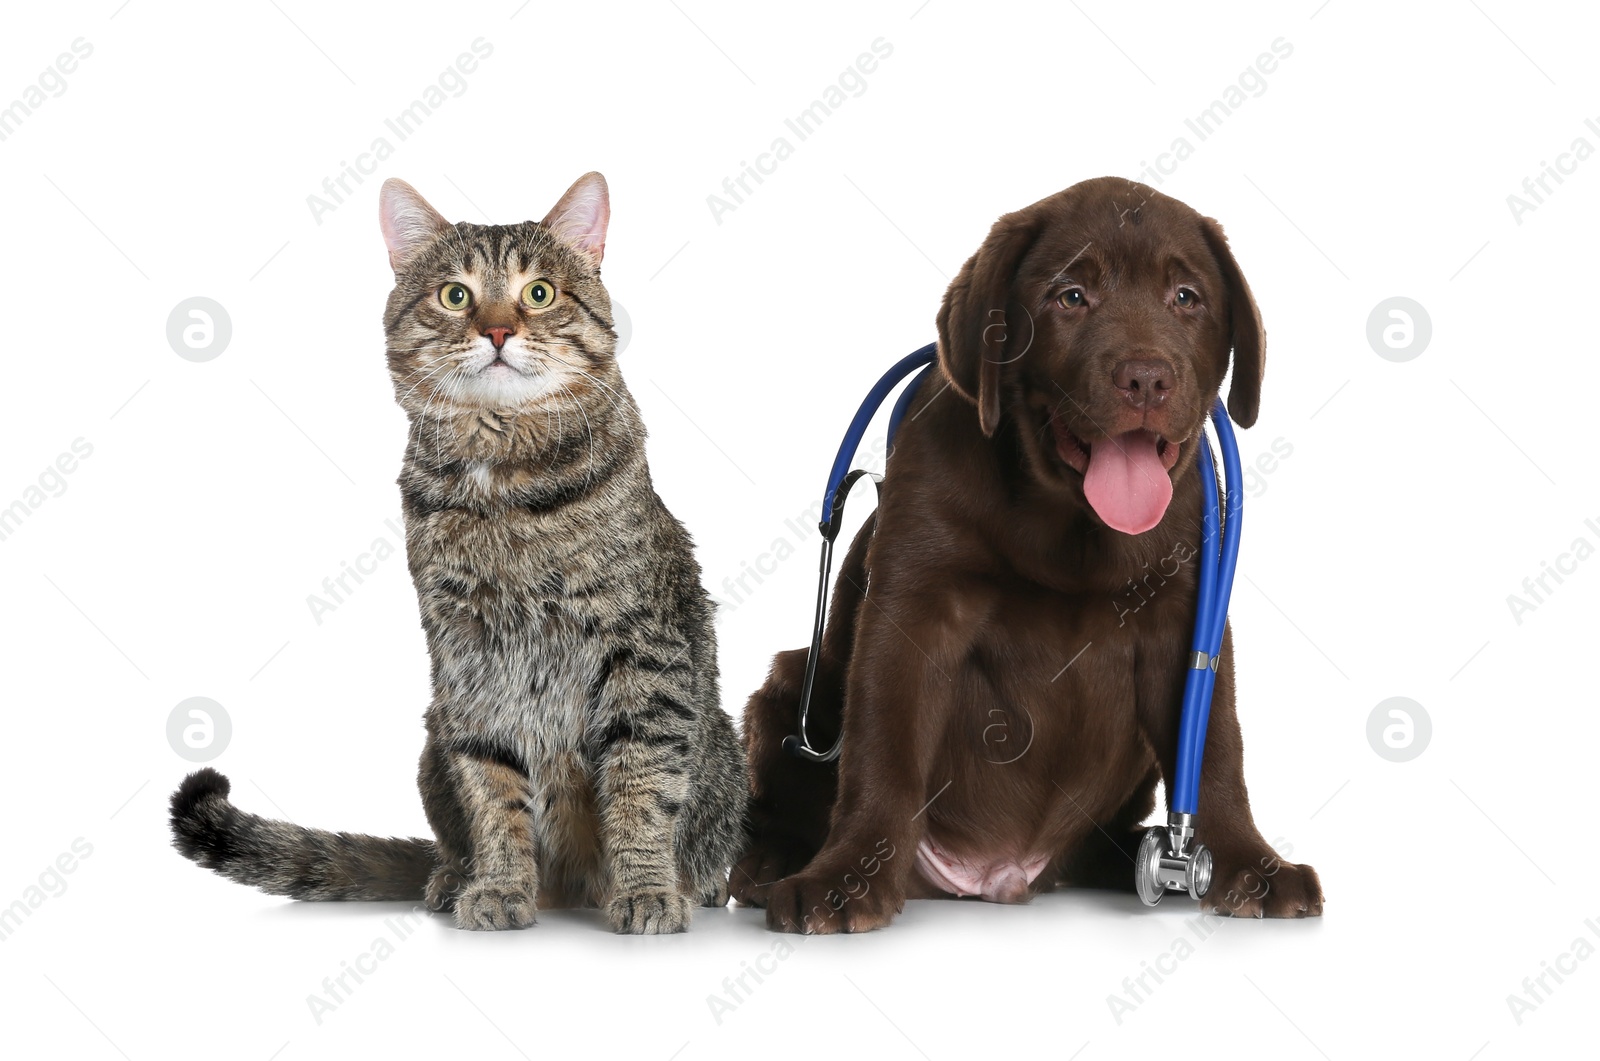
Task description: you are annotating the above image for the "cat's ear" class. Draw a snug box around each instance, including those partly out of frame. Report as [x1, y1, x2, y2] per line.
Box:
[541, 172, 610, 266]
[379, 179, 451, 273]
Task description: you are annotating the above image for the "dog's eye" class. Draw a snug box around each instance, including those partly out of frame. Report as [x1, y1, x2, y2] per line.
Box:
[1175, 288, 1199, 308]
[1058, 288, 1087, 309]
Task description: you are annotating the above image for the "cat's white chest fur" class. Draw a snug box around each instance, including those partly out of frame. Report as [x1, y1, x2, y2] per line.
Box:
[466, 461, 495, 493]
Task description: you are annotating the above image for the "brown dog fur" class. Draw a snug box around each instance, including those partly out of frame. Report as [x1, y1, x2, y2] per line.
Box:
[734, 177, 1323, 932]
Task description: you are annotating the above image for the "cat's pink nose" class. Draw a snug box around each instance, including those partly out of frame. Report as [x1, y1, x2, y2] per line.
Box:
[483, 326, 513, 350]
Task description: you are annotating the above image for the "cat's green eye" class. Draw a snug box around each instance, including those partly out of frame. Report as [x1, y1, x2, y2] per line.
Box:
[439, 283, 472, 311]
[521, 279, 557, 311]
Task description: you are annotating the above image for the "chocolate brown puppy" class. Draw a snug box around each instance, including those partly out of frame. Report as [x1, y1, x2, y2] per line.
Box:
[735, 177, 1323, 932]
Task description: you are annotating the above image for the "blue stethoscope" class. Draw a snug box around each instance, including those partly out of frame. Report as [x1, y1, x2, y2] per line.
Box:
[781, 343, 1244, 906]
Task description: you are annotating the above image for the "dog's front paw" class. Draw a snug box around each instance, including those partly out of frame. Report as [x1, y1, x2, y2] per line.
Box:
[764, 868, 904, 934]
[730, 836, 813, 908]
[608, 889, 692, 934]
[1203, 851, 1323, 919]
[454, 878, 537, 930]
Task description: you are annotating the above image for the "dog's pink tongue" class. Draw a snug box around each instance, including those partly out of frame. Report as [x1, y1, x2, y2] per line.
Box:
[1083, 430, 1172, 534]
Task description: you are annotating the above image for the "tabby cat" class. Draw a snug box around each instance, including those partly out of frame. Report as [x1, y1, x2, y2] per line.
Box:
[170, 173, 747, 934]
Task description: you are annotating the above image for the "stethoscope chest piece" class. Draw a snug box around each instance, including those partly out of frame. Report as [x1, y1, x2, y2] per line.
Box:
[1136, 812, 1214, 905]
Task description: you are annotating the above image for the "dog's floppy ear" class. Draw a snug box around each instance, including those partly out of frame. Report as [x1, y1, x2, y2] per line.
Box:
[1199, 217, 1265, 428]
[936, 213, 1039, 437]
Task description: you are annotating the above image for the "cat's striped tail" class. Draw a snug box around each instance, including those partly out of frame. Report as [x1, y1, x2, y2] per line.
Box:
[169, 768, 435, 902]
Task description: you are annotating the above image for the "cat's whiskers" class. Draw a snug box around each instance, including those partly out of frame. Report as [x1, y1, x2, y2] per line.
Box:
[411, 363, 472, 465]
[396, 356, 466, 408]
[539, 356, 622, 470]
[550, 378, 598, 482]
[540, 346, 628, 421]
[543, 381, 569, 466]
[387, 338, 457, 356]
[405, 369, 469, 460]
[434, 371, 473, 458]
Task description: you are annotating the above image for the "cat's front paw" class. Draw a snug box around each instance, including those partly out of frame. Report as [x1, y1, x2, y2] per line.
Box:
[454, 878, 537, 931]
[607, 889, 692, 934]
[699, 877, 731, 908]
[425, 864, 467, 913]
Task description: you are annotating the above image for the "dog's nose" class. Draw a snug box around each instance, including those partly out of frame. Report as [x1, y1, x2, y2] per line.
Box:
[1112, 358, 1175, 410]
[482, 326, 513, 350]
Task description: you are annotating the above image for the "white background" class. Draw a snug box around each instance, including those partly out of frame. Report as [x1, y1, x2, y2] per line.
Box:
[0, 1, 1594, 1058]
